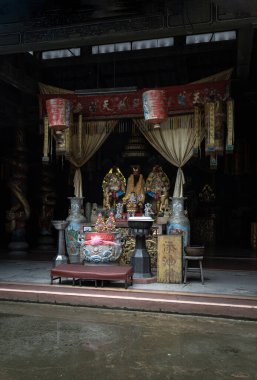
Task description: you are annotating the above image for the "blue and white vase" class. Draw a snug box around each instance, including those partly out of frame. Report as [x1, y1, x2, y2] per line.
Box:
[65, 197, 86, 263]
[167, 197, 190, 250]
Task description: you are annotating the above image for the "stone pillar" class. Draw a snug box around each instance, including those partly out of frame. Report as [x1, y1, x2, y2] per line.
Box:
[37, 162, 57, 252]
[6, 126, 30, 256]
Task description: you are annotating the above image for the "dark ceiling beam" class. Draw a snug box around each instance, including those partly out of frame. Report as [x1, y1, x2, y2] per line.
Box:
[0, 58, 38, 94]
[236, 25, 254, 80]
[41, 40, 236, 68]
[0, 13, 256, 55]
[40, 40, 236, 89]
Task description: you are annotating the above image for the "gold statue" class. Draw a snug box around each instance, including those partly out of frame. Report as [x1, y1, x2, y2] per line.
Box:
[145, 165, 170, 215]
[123, 165, 145, 214]
[160, 189, 170, 216]
[102, 166, 126, 210]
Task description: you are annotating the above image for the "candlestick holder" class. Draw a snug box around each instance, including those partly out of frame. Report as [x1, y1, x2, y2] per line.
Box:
[128, 216, 153, 278]
[52, 220, 70, 266]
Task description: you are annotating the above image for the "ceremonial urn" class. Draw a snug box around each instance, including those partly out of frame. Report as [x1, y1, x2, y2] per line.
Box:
[128, 216, 153, 278]
[167, 197, 190, 249]
[65, 197, 86, 263]
[80, 232, 123, 264]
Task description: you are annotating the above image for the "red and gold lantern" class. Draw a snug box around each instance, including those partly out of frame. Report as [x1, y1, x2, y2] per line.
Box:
[46, 98, 72, 131]
[142, 90, 168, 128]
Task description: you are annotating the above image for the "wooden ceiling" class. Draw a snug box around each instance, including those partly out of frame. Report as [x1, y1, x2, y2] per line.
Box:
[0, 0, 257, 131]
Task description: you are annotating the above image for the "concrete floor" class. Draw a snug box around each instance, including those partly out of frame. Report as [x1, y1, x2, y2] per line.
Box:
[0, 258, 257, 379]
[0, 259, 257, 319]
[0, 301, 257, 380]
[0, 259, 257, 297]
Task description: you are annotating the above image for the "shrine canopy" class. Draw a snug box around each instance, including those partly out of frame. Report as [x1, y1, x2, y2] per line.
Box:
[39, 73, 231, 120]
[39, 69, 234, 198]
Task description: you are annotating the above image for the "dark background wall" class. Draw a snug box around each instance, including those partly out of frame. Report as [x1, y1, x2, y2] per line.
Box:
[1, 0, 257, 250]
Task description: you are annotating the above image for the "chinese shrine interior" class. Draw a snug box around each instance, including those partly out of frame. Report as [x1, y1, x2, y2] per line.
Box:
[1, 0, 257, 262]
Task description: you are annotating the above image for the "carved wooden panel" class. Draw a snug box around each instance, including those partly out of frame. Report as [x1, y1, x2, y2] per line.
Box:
[157, 234, 183, 284]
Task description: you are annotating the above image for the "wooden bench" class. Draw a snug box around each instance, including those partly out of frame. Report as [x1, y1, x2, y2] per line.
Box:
[50, 264, 134, 289]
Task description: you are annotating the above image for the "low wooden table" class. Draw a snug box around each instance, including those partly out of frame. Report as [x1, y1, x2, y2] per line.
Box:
[50, 264, 134, 289]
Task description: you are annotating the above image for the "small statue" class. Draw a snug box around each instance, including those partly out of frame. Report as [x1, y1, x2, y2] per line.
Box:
[199, 184, 215, 203]
[95, 212, 105, 232]
[123, 165, 145, 214]
[160, 189, 170, 215]
[115, 202, 123, 220]
[105, 211, 116, 232]
[144, 203, 153, 218]
[126, 191, 137, 217]
[102, 166, 126, 210]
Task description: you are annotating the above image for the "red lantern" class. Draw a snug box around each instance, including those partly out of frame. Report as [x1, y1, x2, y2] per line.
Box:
[46, 98, 72, 130]
[142, 90, 168, 128]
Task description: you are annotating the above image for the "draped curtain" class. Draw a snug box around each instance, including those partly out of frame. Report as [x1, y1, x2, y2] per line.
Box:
[133, 115, 196, 197]
[38, 82, 74, 94]
[69, 120, 118, 197]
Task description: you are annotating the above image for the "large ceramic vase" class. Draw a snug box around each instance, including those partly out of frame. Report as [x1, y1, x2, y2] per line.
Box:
[167, 197, 190, 249]
[65, 197, 86, 263]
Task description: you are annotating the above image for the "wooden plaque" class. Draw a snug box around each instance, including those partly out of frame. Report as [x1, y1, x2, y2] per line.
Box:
[157, 235, 183, 284]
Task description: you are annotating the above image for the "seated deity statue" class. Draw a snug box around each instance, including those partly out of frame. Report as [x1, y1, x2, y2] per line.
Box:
[102, 166, 126, 210]
[145, 165, 170, 215]
[123, 165, 145, 214]
[126, 191, 138, 217]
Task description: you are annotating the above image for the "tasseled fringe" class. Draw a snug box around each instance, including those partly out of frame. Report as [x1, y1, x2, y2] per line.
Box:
[193, 106, 202, 156]
[117, 119, 133, 133]
[226, 99, 234, 153]
[78, 114, 83, 158]
[168, 115, 193, 130]
[205, 101, 216, 154]
[205, 100, 226, 162]
[69, 120, 118, 135]
[64, 128, 70, 159]
[42, 116, 49, 162]
[133, 115, 194, 131]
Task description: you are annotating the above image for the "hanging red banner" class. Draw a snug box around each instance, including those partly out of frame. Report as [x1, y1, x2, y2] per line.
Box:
[39, 80, 230, 120]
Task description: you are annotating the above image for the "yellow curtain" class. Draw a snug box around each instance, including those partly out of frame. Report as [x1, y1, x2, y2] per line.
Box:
[69, 120, 118, 197]
[134, 115, 196, 197]
[38, 82, 74, 94]
[190, 68, 233, 83]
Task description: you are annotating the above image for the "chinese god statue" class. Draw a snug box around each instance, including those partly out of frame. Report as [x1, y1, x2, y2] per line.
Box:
[145, 165, 170, 215]
[123, 165, 145, 214]
[102, 166, 126, 210]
